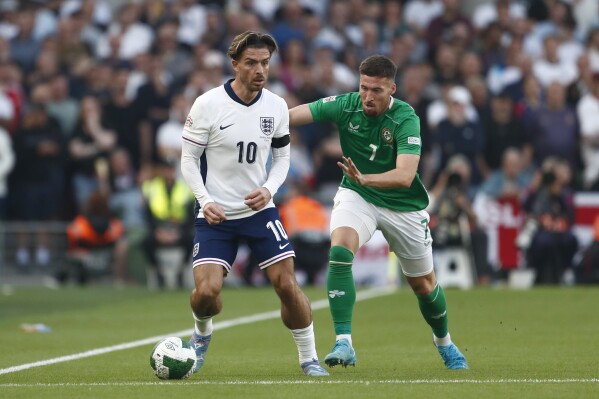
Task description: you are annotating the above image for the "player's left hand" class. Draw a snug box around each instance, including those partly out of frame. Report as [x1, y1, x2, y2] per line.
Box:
[244, 187, 271, 211]
[338, 156, 365, 186]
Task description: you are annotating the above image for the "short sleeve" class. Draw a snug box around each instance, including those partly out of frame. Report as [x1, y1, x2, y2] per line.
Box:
[395, 109, 422, 156]
[274, 97, 290, 139]
[308, 95, 341, 123]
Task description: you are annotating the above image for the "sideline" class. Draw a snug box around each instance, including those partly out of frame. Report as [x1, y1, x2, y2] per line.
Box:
[0, 287, 395, 376]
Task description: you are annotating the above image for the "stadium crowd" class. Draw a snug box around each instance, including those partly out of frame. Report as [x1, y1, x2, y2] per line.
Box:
[1, 0, 599, 286]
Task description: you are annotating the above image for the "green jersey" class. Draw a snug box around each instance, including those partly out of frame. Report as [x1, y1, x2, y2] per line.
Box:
[309, 92, 429, 211]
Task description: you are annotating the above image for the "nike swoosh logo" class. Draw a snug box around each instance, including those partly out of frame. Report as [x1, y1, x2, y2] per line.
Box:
[219, 123, 234, 130]
[279, 243, 290, 250]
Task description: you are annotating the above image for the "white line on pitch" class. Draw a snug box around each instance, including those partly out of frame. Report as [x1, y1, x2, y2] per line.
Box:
[0, 287, 395, 376]
[1, 379, 598, 387]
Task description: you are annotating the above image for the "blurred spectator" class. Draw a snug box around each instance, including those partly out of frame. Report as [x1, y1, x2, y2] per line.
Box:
[134, 53, 173, 134]
[9, 5, 40, 73]
[432, 43, 459, 85]
[529, 81, 580, 171]
[378, 0, 410, 46]
[403, 0, 443, 39]
[102, 65, 150, 170]
[0, 124, 14, 219]
[154, 19, 194, 86]
[83, 61, 113, 102]
[478, 22, 506, 72]
[426, 0, 472, 60]
[279, 182, 330, 285]
[47, 73, 79, 138]
[100, 147, 145, 232]
[479, 147, 534, 202]
[68, 96, 117, 211]
[10, 100, 65, 266]
[427, 82, 478, 131]
[156, 93, 189, 165]
[472, 0, 526, 32]
[58, 190, 127, 285]
[481, 91, 532, 175]
[270, 0, 305, 54]
[576, 72, 599, 190]
[520, 158, 578, 284]
[533, 35, 579, 88]
[313, 0, 360, 55]
[435, 85, 486, 187]
[400, 63, 434, 185]
[95, 2, 153, 61]
[173, 0, 207, 49]
[141, 158, 194, 289]
[429, 154, 491, 284]
[279, 39, 308, 92]
[459, 51, 484, 84]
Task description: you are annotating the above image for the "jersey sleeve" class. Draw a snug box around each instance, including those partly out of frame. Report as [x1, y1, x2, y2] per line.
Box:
[274, 97, 290, 139]
[182, 95, 210, 148]
[395, 107, 422, 156]
[308, 95, 342, 123]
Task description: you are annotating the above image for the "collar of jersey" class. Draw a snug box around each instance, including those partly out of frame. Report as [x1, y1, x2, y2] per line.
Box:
[224, 79, 262, 107]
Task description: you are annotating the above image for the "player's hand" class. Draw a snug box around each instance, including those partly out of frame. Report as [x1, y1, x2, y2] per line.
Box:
[338, 156, 366, 186]
[244, 187, 271, 211]
[203, 202, 226, 225]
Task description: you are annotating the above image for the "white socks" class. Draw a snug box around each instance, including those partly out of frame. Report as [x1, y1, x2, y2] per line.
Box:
[336, 334, 352, 346]
[193, 313, 213, 337]
[290, 322, 318, 364]
[434, 332, 452, 347]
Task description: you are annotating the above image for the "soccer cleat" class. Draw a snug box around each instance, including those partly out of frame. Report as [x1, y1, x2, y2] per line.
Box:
[323, 338, 357, 368]
[189, 332, 212, 373]
[436, 342, 469, 370]
[300, 359, 330, 376]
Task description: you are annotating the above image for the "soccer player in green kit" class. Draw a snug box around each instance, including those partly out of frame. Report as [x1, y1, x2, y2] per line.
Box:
[289, 55, 468, 370]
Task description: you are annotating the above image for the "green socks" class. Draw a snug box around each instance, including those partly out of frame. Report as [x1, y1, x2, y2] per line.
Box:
[417, 283, 449, 339]
[327, 246, 356, 335]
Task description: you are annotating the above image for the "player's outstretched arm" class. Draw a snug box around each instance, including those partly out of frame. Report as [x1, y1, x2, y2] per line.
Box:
[289, 104, 314, 127]
[339, 153, 420, 189]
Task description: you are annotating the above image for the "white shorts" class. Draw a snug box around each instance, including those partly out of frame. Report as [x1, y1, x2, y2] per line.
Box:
[330, 188, 434, 277]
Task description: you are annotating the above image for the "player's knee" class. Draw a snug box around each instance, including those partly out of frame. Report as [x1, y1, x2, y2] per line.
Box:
[272, 271, 300, 301]
[408, 274, 436, 296]
[192, 284, 220, 304]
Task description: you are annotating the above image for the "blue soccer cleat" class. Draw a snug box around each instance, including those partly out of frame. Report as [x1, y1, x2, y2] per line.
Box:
[300, 359, 330, 376]
[323, 339, 357, 368]
[436, 342, 469, 370]
[189, 332, 212, 373]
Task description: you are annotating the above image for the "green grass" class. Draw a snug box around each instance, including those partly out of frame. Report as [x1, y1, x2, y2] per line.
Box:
[0, 285, 598, 398]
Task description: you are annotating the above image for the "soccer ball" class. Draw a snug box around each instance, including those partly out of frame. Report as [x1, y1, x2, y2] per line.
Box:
[150, 337, 197, 380]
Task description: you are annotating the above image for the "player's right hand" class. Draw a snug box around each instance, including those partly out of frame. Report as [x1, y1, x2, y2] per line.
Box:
[203, 202, 227, 225]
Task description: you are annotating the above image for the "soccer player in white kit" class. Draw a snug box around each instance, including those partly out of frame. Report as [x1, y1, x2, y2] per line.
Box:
[180, 31, 328, 377]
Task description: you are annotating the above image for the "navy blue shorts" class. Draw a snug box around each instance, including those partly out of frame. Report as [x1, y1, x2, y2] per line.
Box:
[192, 207, 295, 273]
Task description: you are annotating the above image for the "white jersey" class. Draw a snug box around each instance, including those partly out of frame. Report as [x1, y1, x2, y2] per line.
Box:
[182, 81, 289, 219]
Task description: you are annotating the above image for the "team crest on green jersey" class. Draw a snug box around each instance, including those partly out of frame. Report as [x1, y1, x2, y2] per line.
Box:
[381, 127, 393, 143]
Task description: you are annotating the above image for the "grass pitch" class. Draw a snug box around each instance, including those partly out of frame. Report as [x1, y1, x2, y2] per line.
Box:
[0, 285, 598, 398]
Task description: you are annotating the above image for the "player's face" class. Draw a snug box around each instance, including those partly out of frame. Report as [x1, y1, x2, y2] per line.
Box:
[359, 74, 396, 117]
[232, 47, 271, 93]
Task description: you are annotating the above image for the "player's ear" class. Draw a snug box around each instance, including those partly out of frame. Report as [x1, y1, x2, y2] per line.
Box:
[231, 59, 238, 73]
[390, 82, 396, 95]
